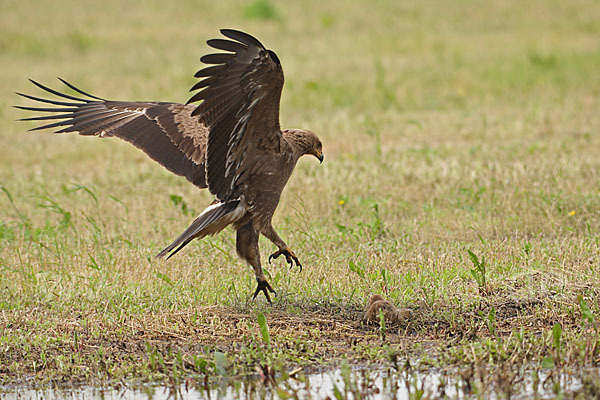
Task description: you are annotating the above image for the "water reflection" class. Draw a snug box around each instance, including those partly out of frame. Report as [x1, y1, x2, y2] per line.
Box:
[1, 366, 592, 399]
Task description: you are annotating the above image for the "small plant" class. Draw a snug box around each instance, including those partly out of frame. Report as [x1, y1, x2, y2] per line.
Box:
[348, 260, 365, 279]
[169, 194, 196, 216]
[62, 183, 98, 207]
[379, 308, 387, 342]
[257, 312, 271, 349]
[364, 202, 385, 239]
[192, 355, 208, 374]
[522, 241, 532, 258]
[379, 267, 390, 294]
[145, 342, 162, 372]
[468, 250, 487, 295]
[578, 295, 597, 332]
[552, 323, 562, 362]
[38, 195, 73, 230]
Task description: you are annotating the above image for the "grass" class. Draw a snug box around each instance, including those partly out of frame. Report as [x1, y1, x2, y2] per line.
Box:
[1, 0, 600, 396]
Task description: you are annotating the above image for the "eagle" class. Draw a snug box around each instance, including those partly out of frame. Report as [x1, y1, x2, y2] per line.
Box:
[16, 29, 323, 303]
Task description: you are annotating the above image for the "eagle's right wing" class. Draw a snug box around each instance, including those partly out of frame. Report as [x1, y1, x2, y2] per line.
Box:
[16, 79, 208, 188]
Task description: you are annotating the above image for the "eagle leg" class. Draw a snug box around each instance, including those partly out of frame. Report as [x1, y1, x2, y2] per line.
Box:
[268, 247, 303, 272]
[237, 222, 277, 303]
[253, 277, 276, 304]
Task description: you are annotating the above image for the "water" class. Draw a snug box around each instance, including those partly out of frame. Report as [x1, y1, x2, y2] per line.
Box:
[1, 366, 593, 399]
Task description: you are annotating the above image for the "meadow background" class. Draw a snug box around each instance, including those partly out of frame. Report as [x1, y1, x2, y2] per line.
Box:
[1, 0, 599, 395]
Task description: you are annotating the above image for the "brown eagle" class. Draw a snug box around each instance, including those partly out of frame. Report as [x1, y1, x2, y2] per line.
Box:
[16, 29, 323, 303]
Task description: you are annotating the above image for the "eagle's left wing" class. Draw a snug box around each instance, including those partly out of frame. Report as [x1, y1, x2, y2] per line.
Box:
[188, 29, 285, 201]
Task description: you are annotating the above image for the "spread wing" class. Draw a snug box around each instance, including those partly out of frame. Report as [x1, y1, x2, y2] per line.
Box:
[16, 79, 208, 188]
[189, 29, 285, 201]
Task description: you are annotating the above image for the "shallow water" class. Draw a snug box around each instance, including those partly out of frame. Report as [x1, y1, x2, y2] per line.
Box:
[1, 366, 593, 399]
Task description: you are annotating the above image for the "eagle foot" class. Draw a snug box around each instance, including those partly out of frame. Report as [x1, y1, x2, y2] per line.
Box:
[253, 278, 276, 304]
[268, 247, 302, 272]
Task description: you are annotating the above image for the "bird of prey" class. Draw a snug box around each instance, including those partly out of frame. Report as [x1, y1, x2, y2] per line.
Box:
[16, 29, 323, 303]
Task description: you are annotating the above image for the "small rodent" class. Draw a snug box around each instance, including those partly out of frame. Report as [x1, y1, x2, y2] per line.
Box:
[363, 294, 413, 325]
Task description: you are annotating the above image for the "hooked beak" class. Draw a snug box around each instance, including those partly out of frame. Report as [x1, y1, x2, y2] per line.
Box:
[315, 150, 324, 163]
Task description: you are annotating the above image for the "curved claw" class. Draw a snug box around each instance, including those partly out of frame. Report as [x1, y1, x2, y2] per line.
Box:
[253, 278, 276, 304]
[268, 247, 303, 272]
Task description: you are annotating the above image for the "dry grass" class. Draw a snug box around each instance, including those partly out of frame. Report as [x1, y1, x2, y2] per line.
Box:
[1, 0, 600, 395]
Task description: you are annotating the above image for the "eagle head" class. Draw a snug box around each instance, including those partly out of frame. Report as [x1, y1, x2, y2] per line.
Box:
[283, 129, 323, 163]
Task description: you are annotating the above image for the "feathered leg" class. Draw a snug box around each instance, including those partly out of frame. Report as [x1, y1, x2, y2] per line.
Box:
[236, 222, 276, 303]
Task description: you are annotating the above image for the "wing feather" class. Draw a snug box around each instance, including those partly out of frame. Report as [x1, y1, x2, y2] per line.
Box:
[193, 64, 227, 78]
[205, 39, 247, 53]
[189, 29, 284, 201]
[16, 79, 209, 188]
[200, 53, 235, 65]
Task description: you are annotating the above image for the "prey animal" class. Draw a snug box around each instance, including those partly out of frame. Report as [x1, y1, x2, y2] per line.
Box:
[16, 29, 323, 302]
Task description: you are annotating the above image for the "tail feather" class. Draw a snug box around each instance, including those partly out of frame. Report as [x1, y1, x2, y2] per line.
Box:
[156, 199, 244, 259]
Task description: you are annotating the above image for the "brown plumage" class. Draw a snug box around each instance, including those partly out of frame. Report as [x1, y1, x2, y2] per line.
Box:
[16, 29, 323, 303]
[363, 295, 414, 326]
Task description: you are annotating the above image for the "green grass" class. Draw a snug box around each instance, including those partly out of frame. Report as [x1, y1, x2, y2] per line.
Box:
[1, 0, 600, 396]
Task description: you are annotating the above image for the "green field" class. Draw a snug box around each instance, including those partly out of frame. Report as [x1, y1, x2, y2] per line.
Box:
[1, 0, 600, 397]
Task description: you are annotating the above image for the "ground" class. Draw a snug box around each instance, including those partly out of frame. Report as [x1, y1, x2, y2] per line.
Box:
[1, 0, 599, 398]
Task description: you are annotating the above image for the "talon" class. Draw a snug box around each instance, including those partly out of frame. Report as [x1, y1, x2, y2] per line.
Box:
[253, 278, 276, 304]
[268, 247, 303, 272]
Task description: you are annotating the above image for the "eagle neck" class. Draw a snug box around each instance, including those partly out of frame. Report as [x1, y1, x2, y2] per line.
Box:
[281, 130, 311, 162]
